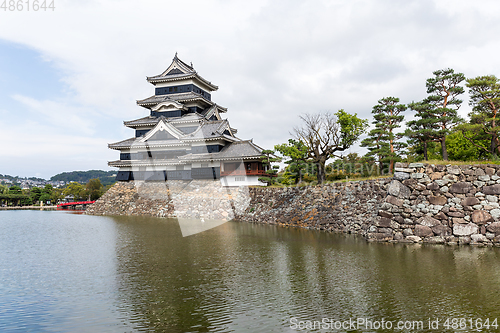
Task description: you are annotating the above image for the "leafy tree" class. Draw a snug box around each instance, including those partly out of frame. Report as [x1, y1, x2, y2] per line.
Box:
[8, 186, 22, 195]
[458, 75, 500, 157]
[258, 150, 281, 185]
[85, 178, 103, 201]
[274, 139, 309, 184]
[30, 187, 42, 203]
[51, 188, 64, 203]
[446, 130, 489, 161]
[39, 193, 51, 204]
[293, 110, 368, 184]
[42, 184, 53, 195]
[424, 68, 465, 160]
[361, 97, 406, 173]
[63, 182, 85, 201]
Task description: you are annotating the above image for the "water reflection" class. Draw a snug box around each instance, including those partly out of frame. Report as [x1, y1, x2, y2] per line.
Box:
[2, 211, 500, 332]
[110, 217, 500, 332]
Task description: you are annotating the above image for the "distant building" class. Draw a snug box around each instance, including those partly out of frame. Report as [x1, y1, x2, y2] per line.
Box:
[108, 54, 269, 186]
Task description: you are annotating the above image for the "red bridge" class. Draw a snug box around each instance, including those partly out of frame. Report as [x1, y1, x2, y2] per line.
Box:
[57, 201, 95, 210]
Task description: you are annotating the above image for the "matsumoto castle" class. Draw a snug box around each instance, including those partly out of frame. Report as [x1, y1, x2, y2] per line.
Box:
[108, 54, 268, 186]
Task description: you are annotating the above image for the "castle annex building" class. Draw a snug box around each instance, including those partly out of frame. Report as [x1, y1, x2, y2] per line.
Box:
[108, 54, 268, 186]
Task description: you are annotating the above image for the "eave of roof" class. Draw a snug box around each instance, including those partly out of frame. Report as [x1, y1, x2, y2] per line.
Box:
[136, 92, 221, 109]
[108, 159, 186, 167]
[146, 73, 218, 91]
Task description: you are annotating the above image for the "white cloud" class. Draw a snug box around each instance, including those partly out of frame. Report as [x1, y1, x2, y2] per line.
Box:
[11, 95, 97, 135]
[0, 0, 500, 177]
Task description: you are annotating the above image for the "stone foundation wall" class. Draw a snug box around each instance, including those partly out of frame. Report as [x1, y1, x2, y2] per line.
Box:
[87, 163, 500, 246]
[378, 162, 500, 245]
[236, 179, 390, 237]
[86, 180, 248, 220]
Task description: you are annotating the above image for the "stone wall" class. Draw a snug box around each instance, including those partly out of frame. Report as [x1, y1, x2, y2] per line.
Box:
[87, 163, 500, 246]
[379, 162, 500, 245]
[239, 162, 500, 245]
[86, 180, 248, 220]
[236, 179, 390, 237]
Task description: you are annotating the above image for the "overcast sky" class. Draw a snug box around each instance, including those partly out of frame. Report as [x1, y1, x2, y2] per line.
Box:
[1, 0, 500, 179]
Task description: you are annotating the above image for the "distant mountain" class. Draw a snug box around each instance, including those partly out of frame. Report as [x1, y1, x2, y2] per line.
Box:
[50, 170, 117, 186]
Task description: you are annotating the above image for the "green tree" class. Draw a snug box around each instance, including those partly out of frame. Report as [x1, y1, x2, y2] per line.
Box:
[406, 100, 440, 161]
[459, 75, 500, 157]
[42, 184, 53, 195]
[274, 139, 309, 184]
[39, 193, 51, 204]
[424, 68, 465, 160]
[293, 110, 368, 184]
[361, 97, 406, 173]
[63, 182, 85, 201]
[51, 188, 64, 204]
[258, 150, 281, 186]
[8, 186, 22, 195]
[85, 178, 104, 201]
[405, 140, 441, 162]
[30, 187, 42, 203]
[446, 130, 489, 161]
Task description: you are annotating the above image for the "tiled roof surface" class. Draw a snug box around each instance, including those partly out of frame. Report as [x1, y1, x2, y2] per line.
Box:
[108, 137, 136, 148]
[179, 141, 264, 161]
[137, 92, 213, 106]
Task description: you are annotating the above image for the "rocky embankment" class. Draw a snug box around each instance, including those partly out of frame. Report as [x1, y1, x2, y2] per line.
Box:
[86, 180, 247, 220]
[87, 163, 500, 246]
[241, 163, 500, 246]
[237, 179, 390, 236]
[380, 162, 500, 245]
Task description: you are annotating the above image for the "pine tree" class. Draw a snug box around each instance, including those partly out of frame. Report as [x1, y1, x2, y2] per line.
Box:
[361, 97, 406, 173]
[405, 100, 439, 161]
[460, 75, 500, 157]
[424, 68, 465, 160]
[258, 150, 281, 185]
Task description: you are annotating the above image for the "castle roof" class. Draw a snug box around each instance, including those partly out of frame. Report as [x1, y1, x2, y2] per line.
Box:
[109, 118, 238, 150]
[108, 140, 264, 167]
[137, 92, 210, 107]
[179, 140, 265, 162]
[146, 54, 218, 91]
[182, 120, 233, 141]
[124, 105, 227, 128]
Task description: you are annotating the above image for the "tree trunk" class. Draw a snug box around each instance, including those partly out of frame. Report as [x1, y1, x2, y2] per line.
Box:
[423, 141, 428, 161]
[491, 135, 498, 156]
[316, 162, 326, 184]
[441, 137, 448, 161]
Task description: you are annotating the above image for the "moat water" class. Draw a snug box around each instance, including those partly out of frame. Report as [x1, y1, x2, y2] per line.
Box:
[1, 210, 500, 332]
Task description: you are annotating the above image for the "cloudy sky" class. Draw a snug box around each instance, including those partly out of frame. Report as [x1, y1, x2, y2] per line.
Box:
[1, 0, 499, 179]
